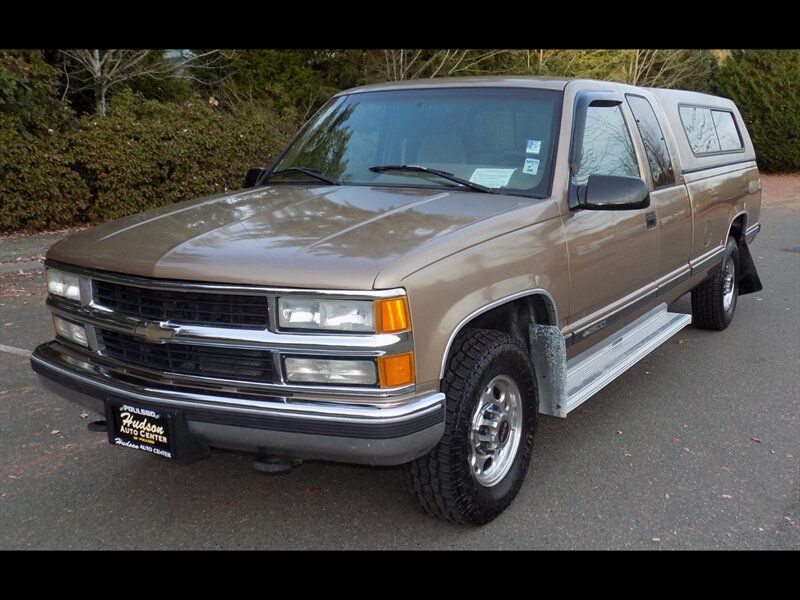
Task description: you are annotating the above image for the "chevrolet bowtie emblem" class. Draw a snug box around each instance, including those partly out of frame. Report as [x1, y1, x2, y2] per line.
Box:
[134, 321, 178, 343]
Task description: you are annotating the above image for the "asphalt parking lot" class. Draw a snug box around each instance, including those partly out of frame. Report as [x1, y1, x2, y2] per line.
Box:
[1, 176, 798, 550]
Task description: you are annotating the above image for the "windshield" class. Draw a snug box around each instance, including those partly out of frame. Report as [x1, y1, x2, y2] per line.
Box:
[272, 87, 561, 197]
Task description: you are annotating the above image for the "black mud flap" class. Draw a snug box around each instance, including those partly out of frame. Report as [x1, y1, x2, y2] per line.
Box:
[737, 242, 763, 295]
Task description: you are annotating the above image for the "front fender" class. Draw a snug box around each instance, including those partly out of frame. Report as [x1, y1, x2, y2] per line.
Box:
[398, 216, 569, 387]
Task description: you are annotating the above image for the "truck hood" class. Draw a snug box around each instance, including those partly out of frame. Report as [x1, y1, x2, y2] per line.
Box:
[48, 184, 534, 290]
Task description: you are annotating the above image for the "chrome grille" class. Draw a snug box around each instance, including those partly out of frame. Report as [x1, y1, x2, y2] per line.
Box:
[93, 280, 268, 329]
[98, 329, 275, 383]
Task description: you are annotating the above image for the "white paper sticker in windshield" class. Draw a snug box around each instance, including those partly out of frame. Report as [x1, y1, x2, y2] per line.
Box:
[469, 168, 515, 188]
[522, 158, 540, 175]
[526, 139, 542, 154]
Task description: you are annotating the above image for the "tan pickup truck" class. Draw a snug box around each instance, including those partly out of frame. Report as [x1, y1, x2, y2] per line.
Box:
[32, 77, 763, 524]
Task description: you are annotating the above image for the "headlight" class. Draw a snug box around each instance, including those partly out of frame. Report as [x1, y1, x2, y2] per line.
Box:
[284, 357, 377, 385]
[279, 297, 373, 332]
[52, 315, 88, 347]
[46, 268, 83, 302]
[277, 296, 409, 333]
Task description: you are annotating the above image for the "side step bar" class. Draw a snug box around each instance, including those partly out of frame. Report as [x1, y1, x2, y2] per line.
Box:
[533, 304, 691, 418]
[565, 304, 691, 414]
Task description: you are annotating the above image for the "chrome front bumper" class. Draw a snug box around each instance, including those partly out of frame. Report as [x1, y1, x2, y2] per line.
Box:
[32, 341, 445, 465]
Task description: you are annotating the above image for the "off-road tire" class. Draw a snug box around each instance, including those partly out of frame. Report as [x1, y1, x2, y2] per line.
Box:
[404, 328, 538, 525]
[691, 236, 740, 330]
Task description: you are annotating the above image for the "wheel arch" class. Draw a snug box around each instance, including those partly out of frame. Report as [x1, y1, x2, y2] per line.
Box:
[438, 289, 559, 379]
[728, 210, 748, 245]
[726, 210, 763, 295]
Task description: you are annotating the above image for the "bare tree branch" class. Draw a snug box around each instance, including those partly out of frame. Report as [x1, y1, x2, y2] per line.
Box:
[62, 49, 221, 116]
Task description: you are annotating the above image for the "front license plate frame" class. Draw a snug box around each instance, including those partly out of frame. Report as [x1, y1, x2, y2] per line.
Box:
[106, 401, 177, 460]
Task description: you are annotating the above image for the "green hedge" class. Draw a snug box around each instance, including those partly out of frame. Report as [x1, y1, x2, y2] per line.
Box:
[1, 91, 296, 232]
[713, 50, 800, 173]
[0, 114, 90, 231]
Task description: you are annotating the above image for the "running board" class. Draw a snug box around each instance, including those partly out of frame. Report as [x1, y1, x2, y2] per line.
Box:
[562, 304, 691, 415]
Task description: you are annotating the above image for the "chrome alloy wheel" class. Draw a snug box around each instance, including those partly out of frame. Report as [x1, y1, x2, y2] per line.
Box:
[468, 374, 523, 487]
[722, 257, 736, 311]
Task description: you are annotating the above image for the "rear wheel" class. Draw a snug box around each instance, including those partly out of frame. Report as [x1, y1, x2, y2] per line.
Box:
[404, 329, 538, 525]
[691, 236, 740, 330]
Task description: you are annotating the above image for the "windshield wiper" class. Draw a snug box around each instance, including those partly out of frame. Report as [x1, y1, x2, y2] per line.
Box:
[261, 167, 340, 186]
[369, 164, 498, 194]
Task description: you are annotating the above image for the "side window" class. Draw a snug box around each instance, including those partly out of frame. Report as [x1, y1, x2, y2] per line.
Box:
[572, 104, 639, 185]
[679, 106, 721, 154]
[711, 110, 743, 151]
[626, 94, 675, 188]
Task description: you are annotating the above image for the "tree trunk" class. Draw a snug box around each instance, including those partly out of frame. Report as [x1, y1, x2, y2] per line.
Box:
[91, 49, 107, 117]
[95, 83, 107, 117]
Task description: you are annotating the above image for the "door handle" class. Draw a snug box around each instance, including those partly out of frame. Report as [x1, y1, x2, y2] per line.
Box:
[645, 211, 657, 229]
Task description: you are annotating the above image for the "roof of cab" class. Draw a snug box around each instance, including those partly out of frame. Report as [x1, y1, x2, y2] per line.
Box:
[337, 75, 732, 100]
[337, 76, 573, 95]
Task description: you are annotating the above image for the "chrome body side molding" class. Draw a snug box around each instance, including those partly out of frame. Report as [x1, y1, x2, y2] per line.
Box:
[745, 223, 760, 245]
[690, 244, 727, 277]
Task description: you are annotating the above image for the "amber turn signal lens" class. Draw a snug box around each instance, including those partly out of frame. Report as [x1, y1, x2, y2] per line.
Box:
[378, 352, 415, 388]
[375, 297, 410, 333]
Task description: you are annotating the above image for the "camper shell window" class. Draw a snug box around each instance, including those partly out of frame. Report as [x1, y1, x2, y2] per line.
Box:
[679, 104, 744, 156]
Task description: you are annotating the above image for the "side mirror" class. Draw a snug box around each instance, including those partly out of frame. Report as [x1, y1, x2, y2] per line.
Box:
[243, 167, 269, 189]
[576, 174, 650, 211]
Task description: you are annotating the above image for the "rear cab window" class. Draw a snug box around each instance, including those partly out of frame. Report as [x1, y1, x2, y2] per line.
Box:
[626, 94, 675, 188]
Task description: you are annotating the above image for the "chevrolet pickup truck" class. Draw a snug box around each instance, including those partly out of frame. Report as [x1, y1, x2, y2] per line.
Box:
[32, 77, 763, 524]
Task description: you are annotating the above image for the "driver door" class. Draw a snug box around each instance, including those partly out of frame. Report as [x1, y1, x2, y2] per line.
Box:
[562, 95, 659, 332]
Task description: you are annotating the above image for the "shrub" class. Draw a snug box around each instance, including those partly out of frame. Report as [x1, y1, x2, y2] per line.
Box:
[0, 50, 74, 135]
[0, 114, 90, 231]
[69, 91, 297, 221]
[0, 91, 296, 232]
[713, 50, 800, 172]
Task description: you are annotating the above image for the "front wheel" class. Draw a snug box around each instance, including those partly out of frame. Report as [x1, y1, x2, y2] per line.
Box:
[404, 329, 538, 525]
[691, 236, 740, 330]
